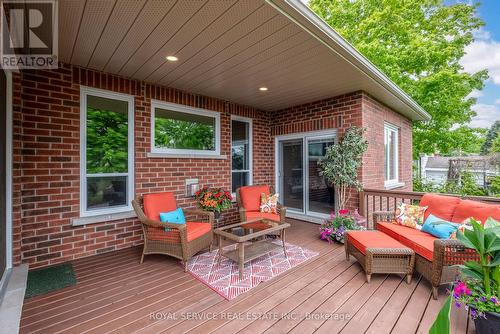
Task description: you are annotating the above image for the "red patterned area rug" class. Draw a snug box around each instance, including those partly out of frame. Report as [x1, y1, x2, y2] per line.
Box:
[186, 241, 318, 300]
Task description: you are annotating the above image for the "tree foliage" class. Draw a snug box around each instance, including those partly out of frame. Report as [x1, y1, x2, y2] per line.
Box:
[309, 0, 488, 157]
[319, 127, 368, 210]
[86, 108, 128, 174]
[480, 121, 500, 154]
[155, 118, 214, 151]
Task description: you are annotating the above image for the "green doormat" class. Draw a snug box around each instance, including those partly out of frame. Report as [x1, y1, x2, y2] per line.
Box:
[25, 263, 77, 299]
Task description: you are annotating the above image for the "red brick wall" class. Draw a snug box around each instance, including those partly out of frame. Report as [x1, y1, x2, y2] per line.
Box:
[362, 94, 413, 190]
[271, 91, 413, 211]
[12, 64, 413, 268]
[12, 63, 273, 268]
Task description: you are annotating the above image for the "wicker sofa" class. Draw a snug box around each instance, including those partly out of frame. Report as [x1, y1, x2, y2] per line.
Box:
[372, 193, 500, 299]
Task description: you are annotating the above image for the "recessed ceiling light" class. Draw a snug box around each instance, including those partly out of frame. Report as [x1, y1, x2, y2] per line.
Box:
[166, 56, 178, 62]
[259, 87, 268, 91]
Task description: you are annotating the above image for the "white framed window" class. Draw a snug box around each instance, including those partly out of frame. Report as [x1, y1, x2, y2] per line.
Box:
[384, 123, 399, 186]
[231, 116, 252, 194]
[151, 100, 221, 156]
[80, 87, 134, 217]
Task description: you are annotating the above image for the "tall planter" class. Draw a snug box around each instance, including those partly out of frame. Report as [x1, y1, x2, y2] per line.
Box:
[474, 311, 500, 334]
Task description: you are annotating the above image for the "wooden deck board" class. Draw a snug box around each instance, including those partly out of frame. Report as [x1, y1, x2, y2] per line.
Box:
[19, 219, 472, 334]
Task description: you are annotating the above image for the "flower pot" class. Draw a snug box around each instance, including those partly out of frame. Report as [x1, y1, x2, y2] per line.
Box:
[474, 311, 500, 334]
[214, 211, 221, 219]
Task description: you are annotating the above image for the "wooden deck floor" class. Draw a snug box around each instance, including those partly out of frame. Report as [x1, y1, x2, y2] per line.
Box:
[20, 219, 474, 334]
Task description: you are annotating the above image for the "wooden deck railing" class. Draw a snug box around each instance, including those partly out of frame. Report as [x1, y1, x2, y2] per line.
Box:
[359, 188, 500, 224]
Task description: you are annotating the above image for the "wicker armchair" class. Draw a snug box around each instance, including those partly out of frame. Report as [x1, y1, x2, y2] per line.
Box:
[132, 192, 214, 271]
[371, 211, 479, 299]
[236, 185, 286, 225]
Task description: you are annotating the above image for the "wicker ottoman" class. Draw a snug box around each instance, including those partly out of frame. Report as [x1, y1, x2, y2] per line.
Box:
[345, 230, 415, 283]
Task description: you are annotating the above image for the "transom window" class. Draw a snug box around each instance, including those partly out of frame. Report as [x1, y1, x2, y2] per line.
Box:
[80, 87, 134, 216]
[384, 123, 399, 186]
[231, 116, 252, 193]
[151, 101, 220, 156]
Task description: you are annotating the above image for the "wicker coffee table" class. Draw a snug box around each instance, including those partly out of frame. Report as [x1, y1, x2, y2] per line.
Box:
[345, 230, 415, 283]
[214, 219, 291, 279]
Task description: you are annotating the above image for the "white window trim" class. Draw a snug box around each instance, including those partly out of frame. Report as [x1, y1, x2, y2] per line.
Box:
[231, 115, 253, 196]
[150, 100, 221, 156]
[384, 122, 399, 187]
[80, 86, 135, 218]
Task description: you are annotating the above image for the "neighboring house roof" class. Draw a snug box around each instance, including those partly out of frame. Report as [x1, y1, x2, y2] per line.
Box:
[425, 155, 499, 171]
[57, 0, 431, 121]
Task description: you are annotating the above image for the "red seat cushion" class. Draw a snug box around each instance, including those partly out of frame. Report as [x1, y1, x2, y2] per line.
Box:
[420, 193, 461, 221]
[148, 222, 211, 243]
[347, 231, 409, 255]
[239, 185, 270, 212]
[377, 222, 423, 240]
[143, 192, 177, 221]
[245, 211, 281, 222]
[377, 222, 435, 261]
[399, 233, 435, 261]
[451, 200, 500, 224]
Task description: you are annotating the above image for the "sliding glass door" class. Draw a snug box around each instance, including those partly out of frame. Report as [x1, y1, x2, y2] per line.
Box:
[277, 132, 336, 220]
[279, 139, 304, 211]
[307, 136, 336, 215]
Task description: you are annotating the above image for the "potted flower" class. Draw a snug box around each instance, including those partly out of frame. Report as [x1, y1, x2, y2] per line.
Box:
[194, 187, 233, 218]
[430, 217, 500, 334]
[319, 209, 366, 244]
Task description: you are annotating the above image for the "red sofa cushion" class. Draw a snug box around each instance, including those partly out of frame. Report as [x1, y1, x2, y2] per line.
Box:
[148, 222, 211, 243]
[451, 200, 500, 224]
[420, 193, 461, 221]
[377, 222, 435, 261]
[377, 222, 423, 240]
[143, 192, 177, 221]
[399, 233, 435, 261]
[239, 185, 270, 212]
[347, 231, 409, 255]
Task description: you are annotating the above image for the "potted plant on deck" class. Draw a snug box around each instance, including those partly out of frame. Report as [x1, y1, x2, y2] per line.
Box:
[430, 218, 500, 334]
[318, 127, 368, 243]
[194, 187, 233, 219]
[320, 209, 366, 243]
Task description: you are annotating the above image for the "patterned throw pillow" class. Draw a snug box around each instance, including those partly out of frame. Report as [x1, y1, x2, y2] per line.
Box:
[260, 193, 279, 214]
[394, 203, 427, 230]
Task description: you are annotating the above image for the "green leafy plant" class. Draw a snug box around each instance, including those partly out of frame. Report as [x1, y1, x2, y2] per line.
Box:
[457, 218, 500, 298]
[318, 127, 368, 211]
[430, 218, 500, 333]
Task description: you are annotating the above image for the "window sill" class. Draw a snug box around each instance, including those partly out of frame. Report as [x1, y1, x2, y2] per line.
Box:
[71, 210, 136, 226]
[147, 152, 227, 160]
[384, 182, 405, 190]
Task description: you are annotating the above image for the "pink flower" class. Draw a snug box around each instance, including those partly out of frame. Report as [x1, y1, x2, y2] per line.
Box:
[339, 209, 349, 215]
[454, 282, 471, 296]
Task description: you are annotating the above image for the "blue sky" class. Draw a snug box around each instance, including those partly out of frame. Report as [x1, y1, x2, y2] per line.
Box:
[457, 0, 500, 128]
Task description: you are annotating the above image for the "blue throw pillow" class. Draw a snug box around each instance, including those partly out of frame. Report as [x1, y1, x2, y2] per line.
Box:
[159, 208, 186, 231]
[421, 214, 459, 239]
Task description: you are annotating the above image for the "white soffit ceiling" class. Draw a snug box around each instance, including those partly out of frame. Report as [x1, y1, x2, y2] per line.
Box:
[58, 0, 430, 120]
